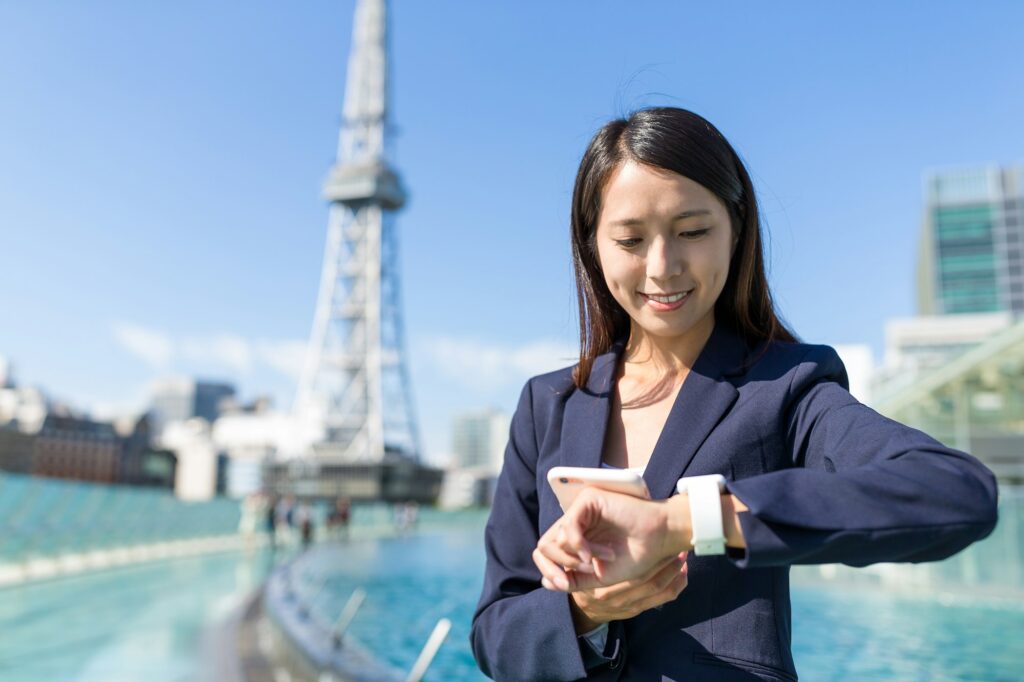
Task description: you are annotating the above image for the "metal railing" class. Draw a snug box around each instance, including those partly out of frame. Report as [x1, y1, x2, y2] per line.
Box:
[268, 561, 452, 682]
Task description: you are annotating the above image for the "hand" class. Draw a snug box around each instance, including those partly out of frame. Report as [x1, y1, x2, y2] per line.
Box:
[569, 552, 689, 633]
[533, 487, 691, 591]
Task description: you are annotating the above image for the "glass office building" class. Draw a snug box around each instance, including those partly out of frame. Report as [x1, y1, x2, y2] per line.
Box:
[917, 166, 1024, 315]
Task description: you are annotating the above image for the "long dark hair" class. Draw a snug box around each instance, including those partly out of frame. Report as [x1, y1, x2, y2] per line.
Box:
[570, 107, 796, 387]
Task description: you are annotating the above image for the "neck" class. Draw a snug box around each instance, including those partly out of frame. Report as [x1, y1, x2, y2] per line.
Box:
[623, 314, 715, 376]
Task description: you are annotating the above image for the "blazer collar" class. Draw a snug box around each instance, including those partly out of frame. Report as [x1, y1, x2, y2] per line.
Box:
[560, 322, 746, 499]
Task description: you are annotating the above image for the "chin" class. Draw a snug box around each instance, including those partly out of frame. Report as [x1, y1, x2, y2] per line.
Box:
[634, 319, 698, 339]
[631, 308, 714, 340]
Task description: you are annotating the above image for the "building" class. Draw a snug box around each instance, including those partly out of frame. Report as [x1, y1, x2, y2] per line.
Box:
[439, 409, 509, 508]
[116, 414, 177, 490]
[32, 412, 121, 483]
[451, 409, 509, 474]
[0, 355, 12, 388]
[0, 383, 117, 483]
[212, 404, 294, 498]
[867, 166, 1024, 484]
[917, 165, 1024, 315]
[160, 418, 224, 501]
[880, 312, 1012, 377]
[149, 378, 236, 427]
[873, 317, 1024, 483]
[0, 426, 33, 474]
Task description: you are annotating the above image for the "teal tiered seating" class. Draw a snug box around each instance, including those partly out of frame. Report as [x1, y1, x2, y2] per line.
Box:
[0, 472, 242, 564]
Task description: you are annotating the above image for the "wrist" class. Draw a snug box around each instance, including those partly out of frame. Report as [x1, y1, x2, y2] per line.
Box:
[662, 494, 693, 556]
[664, 490, 747, 553]
[569, 594, 604, 634]
[722, 494, 748, 548]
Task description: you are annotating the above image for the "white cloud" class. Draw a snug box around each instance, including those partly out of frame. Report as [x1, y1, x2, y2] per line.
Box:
[110, 322, 306, 380]
[182, 333, 254, 374]
[424, 336, 576, 391]
[256, 339, 308, 380]
[112, 322, 174, 368]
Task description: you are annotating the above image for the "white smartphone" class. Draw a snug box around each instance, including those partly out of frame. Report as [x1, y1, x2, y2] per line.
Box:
[547, 465, 650, 512]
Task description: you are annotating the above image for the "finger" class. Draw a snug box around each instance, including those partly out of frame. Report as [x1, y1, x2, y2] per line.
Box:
[560, 569, 606, 592]
[595, 556, 682, 599]
[657, 567, 689, 602]
[556, 525, 598, 573]
[636, 569, 689, 613]
[580, 578, 640, 601]
[665, 567, 689, 598]
[562, 491, 620, 562]
[532, 548, 570, 591]
[649, 557, 686, 593]
[623, 557, 684, 603]
[589, 542, 617, 562]
[592, 548, 679, 584]
[559, 503, 603, 565]
[537, 533, 592, 574]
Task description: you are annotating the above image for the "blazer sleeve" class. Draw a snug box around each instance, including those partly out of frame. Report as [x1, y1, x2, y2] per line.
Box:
[471, 380, 606, 681]
[726, 345, 999, 568]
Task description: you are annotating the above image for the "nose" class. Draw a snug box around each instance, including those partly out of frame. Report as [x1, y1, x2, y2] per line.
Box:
[645, 235, 684, 283]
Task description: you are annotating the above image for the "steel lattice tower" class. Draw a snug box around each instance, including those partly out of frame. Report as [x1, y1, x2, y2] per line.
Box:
[295, 0, 421, 463]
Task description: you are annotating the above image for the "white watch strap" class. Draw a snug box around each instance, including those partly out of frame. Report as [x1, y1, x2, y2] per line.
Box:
[676, 474, 726, 556]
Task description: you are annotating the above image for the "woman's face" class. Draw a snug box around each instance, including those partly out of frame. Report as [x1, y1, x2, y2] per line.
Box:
[595, 160, 735, 345]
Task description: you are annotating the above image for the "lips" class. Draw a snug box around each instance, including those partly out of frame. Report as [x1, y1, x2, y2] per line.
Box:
[640, 289, 693, 311]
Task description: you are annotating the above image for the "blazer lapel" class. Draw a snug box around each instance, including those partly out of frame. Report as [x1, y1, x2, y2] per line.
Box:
[559, 325, 748, 497]
[559, 342, 620, 469]
[643, 324, 746, 499]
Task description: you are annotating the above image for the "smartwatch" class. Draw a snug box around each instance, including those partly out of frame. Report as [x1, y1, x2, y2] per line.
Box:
[675, 474, 727, 555]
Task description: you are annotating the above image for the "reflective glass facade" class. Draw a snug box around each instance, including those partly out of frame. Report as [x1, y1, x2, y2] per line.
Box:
[918, 167, 1024, 315]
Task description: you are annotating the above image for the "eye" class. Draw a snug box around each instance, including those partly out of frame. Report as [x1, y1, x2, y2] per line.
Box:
[614, 238, 642, 248]
[679, 228, 711, 240]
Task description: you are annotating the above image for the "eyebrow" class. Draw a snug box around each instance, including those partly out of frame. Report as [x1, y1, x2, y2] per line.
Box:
[607, 210, 713, 227]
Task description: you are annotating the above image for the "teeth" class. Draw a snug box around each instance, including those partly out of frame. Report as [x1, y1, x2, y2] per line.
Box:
[648, 291, 689, 303]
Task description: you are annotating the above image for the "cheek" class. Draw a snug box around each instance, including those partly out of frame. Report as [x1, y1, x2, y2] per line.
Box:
[597, 250, 635, 292]
[695, 242, 733, 290]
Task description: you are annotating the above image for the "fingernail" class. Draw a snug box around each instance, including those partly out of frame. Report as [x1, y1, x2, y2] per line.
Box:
[541, 577, 553, 590]
[595, 546, 616, 561]
[554, 575, 570, 591]
[578, 548, 592, 564]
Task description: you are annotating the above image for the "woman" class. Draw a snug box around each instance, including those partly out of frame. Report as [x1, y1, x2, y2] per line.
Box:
[470, 107, 998, 681]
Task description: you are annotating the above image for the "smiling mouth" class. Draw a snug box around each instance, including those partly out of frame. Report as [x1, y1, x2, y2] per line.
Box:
[640, 289, 693, 304]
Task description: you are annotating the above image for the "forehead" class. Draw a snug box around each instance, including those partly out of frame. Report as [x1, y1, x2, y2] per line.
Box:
[598, 161, 723, 224]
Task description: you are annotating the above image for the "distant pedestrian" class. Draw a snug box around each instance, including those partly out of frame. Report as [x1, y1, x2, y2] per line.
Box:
[238, 493, 261, 553]
[275, 495, 295, 546]
[327, 496, 352, 540]
[296, 501, 314, 550]
[265, 494, 278, 551]
[394, 500, 419, 534]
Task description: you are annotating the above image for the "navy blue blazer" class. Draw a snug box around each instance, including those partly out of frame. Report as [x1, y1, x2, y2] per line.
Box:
[470, 323, 998, 681]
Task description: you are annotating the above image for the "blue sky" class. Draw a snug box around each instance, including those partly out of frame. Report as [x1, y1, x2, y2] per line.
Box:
[1, 1, 1022, 463]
